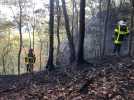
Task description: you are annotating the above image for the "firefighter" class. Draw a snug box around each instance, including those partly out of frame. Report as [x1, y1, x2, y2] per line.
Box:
[25, 49, 36, 73]
[113, 19, 129, 55]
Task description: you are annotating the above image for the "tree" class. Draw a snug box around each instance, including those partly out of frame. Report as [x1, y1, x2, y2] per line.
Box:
[1, 30, 12, 75]
[129, 0, 134, 56]
[56, 0, 61, 64]
[25, 23, 32, 49]
[37, 31, 43, 70]
[23, 0, 37, 50]
[102, 0, 111, 56]
[18, 0, 23, 75]
[76, 0, 86, 64]
[61, 0, 75, 63]
[31, 3, 36, 51]
[72, 0, 79, 35]
[8, 0, 28, 75]
[46, 0, 55, 71]
[99, 0, 102, 57]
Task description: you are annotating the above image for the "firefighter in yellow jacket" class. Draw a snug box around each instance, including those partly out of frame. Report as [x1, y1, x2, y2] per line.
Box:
[113, 19, 129, 55]
[25, 49, 36, 73]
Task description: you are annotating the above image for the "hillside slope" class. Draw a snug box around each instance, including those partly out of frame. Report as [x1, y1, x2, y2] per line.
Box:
[0, 56, 134, 100]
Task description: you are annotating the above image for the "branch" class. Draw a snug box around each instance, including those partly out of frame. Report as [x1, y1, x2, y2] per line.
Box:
[9, 6, 19, 25]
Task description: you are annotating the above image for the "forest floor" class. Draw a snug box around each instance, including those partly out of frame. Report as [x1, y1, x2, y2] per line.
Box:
[0, 55, 134, 100]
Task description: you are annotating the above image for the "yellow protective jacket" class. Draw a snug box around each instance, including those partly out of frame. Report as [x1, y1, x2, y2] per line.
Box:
[25, 54, 36, 64]
[114, 25, 129, 44]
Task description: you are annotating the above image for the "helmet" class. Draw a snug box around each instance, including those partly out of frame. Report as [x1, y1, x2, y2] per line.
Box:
[118, 20, 127, 26]
[29, 48, 33, 53]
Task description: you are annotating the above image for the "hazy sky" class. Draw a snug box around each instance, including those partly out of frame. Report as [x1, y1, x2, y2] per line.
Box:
[0, 0, 49, 20]
[0, 0, 123, 21]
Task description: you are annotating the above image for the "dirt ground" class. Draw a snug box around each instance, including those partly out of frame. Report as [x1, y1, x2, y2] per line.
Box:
[0, 56, 134, 100]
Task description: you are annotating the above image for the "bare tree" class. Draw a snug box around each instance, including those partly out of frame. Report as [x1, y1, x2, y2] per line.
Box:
[61, 0, 75, 63]
[2, 47, 7, 75]
[56, 0, 61, 64]
[73, 0, 79, 35]
[26, 23, 32, 48]
[76, 0, 86, 64]
[32, 3, 36, 50]
[71, 0, 75, 38]
[38, 31, 43, 70]
[9, 0, 27, 75]
[46, 0, 55, 71]
[9, 0, 23, 75]
[128, 0, 134, 56]
[99, 0, 102, 57]
[102, 0, 111, 56]
[18, 0, 23, 75]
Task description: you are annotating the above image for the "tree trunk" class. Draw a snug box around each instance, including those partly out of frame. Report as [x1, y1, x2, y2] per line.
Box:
[128, 0, 134, 56]
[18, 0, 23, 75]
[102, 0, 111, 56]
[132, 0, 134, 7]
[27, 24, 32, 49]
[38, 31, 43, 70]
[40, 42, 43, 70]
[46, 0, 55, 71]
[2, 31, 11, 75]
[99, 0, 102, 57]
[61, 0, 75, 63]
[71, 0, 75, 39]
[2, 54, 6, 75]
[32, 23, 35, 50]
[32, 4, 36, 50]
[74, 0, 79, 35]
[56, 0, 61, 64]
[76, 0, 86, 64]
[28, 30, 32, 49]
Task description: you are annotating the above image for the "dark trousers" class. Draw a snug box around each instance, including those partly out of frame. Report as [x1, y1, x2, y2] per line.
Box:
[113, 44, 121, 54]
[27, 63, 33, 73]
